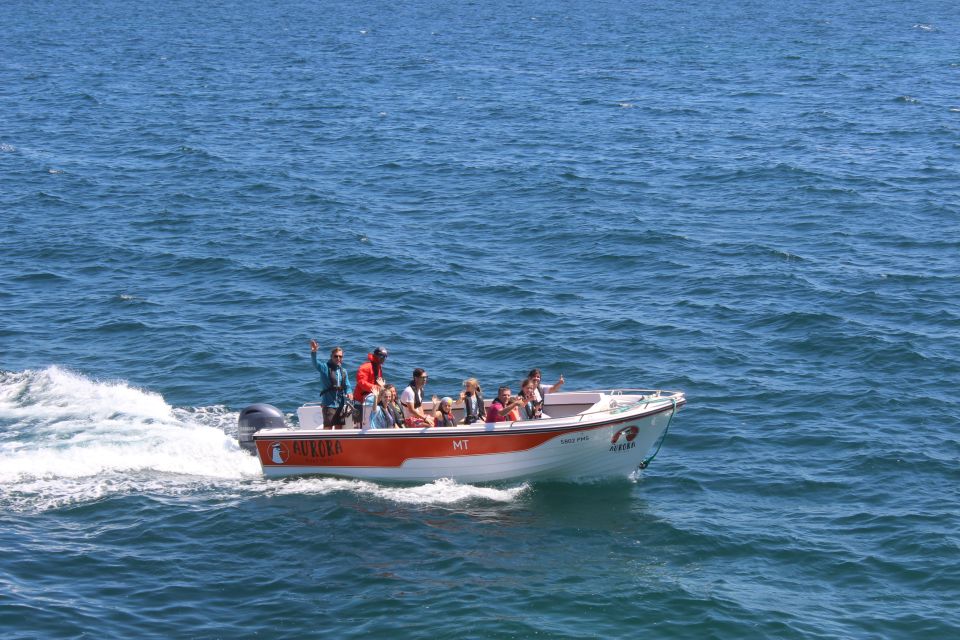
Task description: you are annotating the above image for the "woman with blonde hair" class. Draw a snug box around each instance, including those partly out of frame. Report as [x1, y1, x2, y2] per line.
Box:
[370, 384, 404, 429]
[457, 378, 485, 425]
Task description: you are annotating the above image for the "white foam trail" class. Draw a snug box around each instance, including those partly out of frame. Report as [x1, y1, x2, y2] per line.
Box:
[0, 367, 529, 512]
[268, 476, 529, 504]
[0, 367, 260, 512]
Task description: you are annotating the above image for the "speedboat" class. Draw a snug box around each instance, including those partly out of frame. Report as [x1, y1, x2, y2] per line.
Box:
[238, 389, 685, 483]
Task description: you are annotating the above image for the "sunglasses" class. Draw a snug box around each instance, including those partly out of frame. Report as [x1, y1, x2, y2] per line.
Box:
[333, 354, 344, 359]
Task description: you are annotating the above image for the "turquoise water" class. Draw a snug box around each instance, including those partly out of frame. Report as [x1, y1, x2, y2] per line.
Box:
[2, 1, 959, 637]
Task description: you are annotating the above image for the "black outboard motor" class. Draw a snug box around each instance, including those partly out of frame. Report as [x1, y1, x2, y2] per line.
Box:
[238, 404, 286, 454]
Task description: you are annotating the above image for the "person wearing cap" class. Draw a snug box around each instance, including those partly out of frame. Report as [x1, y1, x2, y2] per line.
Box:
[353, 347, 387, 429]
[354, 346, 388, 402]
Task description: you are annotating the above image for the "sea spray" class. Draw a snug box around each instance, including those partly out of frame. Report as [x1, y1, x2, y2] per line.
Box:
[0, 367, 261, 512]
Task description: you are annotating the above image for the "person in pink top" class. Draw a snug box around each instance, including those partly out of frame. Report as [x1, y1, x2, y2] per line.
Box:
[485, 385, 525, 423]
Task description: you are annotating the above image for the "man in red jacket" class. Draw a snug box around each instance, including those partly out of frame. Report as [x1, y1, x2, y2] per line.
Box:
[354, 346, 388, 403]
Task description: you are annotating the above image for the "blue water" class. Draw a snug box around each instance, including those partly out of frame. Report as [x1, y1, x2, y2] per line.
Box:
[2, 0, 959, 637]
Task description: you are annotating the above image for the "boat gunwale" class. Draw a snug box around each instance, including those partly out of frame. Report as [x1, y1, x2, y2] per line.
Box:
[253, 391, 685, 441]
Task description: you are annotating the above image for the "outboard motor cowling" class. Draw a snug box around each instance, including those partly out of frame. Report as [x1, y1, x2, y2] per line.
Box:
[238, 403, 286, 454]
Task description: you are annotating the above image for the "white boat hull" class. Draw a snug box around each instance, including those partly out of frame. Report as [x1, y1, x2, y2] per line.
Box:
[251, 391, 684, 483]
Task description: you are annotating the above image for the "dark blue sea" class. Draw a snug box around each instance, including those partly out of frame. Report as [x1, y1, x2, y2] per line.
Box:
[2, 0, 959, 637]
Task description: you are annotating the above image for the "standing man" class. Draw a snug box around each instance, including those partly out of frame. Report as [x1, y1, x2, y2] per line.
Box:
[354, 346, 389, 403]
[354, 346, 389, 428]
[310, 340, 353, 429]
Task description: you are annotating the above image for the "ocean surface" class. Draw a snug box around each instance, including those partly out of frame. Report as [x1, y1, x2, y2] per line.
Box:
[2, 0, 959, 637]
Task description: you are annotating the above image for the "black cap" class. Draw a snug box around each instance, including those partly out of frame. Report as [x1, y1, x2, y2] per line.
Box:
[373, 346, 388, 357]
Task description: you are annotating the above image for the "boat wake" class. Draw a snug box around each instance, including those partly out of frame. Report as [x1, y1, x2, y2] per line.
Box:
[264, 476, 529, 505]
[0, 366, 260, 512]
[0, 367, 528, 512]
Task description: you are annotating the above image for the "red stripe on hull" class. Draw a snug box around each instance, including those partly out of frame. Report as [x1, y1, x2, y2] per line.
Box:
[254, 402, 680, 471]
[257, 424, 592, 469]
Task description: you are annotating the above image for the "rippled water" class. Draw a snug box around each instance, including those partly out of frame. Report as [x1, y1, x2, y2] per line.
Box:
[2, 0, 959, 637]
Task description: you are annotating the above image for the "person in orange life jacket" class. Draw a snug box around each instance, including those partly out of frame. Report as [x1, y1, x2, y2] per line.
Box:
[354, 346, 388, 402]
[355, 346, 388, 428]
[485, 385, 525, 423]
[457, 377, 485, 425]
[310, 341, 353, 429]
[400, 368, 435, 427]
[433, 397, 457, 427]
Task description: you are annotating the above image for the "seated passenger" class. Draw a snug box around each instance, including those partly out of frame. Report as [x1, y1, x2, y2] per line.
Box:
[433, 397, 457, 427]
[485, 385, 525, 423]
[528, 368, 564, 407]
[370, 384, 404, 429]
[400, 368, 435, 427]
[519, 377, 546, 420]
[457, 378, 485, 425]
